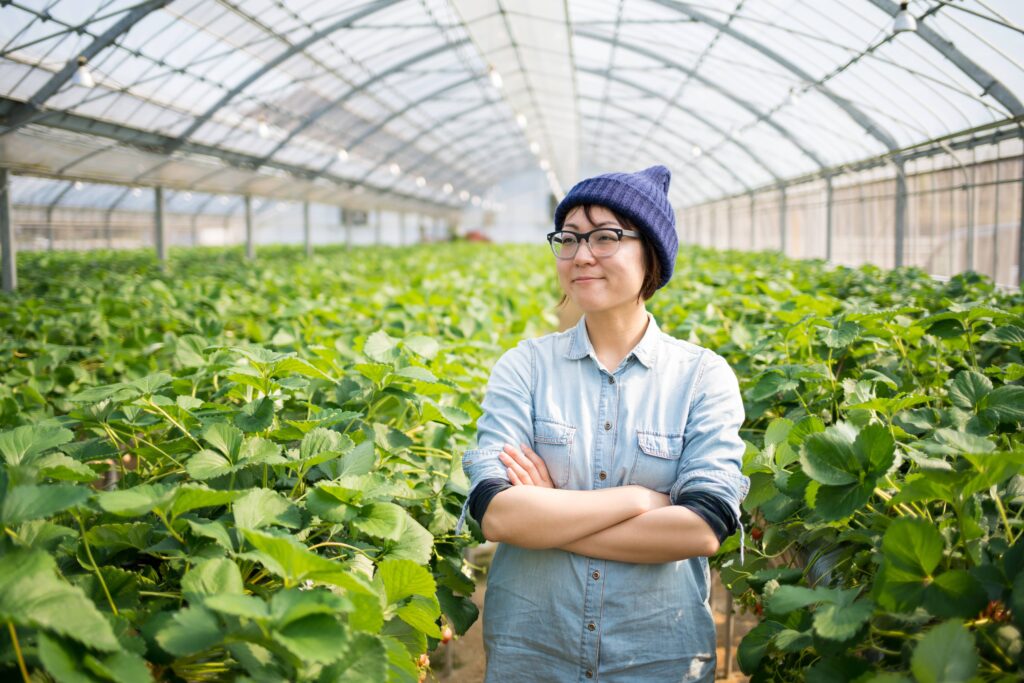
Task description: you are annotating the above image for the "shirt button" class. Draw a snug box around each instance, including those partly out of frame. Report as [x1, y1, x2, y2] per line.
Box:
[608, 376, 615, 384]
[599, 471, 607, 481]
[585, 670, 594, 679]
[592, 570, 600, 580]
[604, 421, 611, 431]
[587, 622, 596, 631]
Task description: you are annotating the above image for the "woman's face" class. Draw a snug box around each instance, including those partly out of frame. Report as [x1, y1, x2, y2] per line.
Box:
[556, 205, 646, 314]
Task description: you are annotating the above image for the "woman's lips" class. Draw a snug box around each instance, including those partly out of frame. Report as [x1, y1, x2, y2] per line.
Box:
[573, 277, 602, 283]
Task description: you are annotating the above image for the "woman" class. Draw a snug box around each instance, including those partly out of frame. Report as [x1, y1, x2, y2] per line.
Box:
[455, 165, 750, 682]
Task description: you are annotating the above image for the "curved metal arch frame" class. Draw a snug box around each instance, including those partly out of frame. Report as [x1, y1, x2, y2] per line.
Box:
[578, 66, 780, 185]
[579, 114, 730, 199]
[163, 0, 404, 155]
[867, 0, 1022, 118]
[1, 0, 175, 134]
[647, 0, 899, 152]
[339, 74, 481, 155]
[255, 38, 470, 169]
[577, 94, 746, 194]
[575, 30, 827, 171]
[365, 102, 508, 191]
[361, 138, 533, 205]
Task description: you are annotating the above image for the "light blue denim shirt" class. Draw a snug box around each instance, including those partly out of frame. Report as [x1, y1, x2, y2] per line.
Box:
[456, 311, 751, 682]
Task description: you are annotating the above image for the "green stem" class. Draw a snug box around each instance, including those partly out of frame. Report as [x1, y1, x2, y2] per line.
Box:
[991, 486, 1016, 545]
[145, 398, 202, 447]
[7, 621, 30, 683]
[155, 510, 188, 546]
[74, 513, 118, 615]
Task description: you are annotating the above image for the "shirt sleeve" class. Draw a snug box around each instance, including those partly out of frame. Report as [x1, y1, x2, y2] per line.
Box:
[456, 340, 535, 535]
[669, 352, 751, 557]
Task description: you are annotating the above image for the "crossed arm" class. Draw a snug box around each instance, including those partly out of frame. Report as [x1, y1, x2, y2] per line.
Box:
[480, 443, 721, 564]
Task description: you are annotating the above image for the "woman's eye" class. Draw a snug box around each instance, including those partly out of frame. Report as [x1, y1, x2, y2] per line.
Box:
[596, 234, 616, 243]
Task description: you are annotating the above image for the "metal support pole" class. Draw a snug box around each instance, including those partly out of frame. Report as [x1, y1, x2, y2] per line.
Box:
[749, 193, 756, 250]
[400, 211, 407, 246]
[826, 175, 834, 263]
[0, 169, 15, 292]
[419, 215, 426, 243]
[992, 158, 1000, 282]
[46, 205, 55, 251]
[303, 200, 312, 258]
[155, 186, 167, 267]
[894, 159, 907, 268]
[966, 165, 976, 273]
[344, 208, 352, 247]
[374, 209, 382, 245]
[779, 184, 788, 255]
[191, 214, 199, 246]
[1018, 156, 1024, 287]
[244, 195, 255, 259]
[727, 199, 734, 250]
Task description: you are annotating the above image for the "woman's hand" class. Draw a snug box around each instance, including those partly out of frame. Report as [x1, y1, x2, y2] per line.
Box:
[499, 442, 555, 488]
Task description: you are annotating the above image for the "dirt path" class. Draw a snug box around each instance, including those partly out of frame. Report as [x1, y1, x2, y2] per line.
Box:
[430, 545, 757, 682]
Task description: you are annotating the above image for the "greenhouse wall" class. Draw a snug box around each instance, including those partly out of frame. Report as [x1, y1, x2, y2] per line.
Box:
[679, 137, 1024, 288]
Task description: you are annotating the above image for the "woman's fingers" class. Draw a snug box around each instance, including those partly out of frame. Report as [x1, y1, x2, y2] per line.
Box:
[501, 443, 553, 488]
[500, 446, 534, 486]
[518, 443, 554, 487]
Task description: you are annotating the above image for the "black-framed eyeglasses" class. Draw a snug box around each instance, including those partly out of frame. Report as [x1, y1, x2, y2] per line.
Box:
[545, 228, 641, 260]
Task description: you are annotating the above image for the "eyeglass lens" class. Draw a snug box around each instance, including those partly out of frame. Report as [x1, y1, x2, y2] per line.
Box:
[550, 229, 621, 259]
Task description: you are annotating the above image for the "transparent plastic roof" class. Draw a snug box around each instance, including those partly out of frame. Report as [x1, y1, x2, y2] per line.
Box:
[1, 0, 1021, 210]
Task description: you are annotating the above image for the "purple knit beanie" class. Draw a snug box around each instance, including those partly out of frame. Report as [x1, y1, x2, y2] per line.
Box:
[553, 165, 677, 289]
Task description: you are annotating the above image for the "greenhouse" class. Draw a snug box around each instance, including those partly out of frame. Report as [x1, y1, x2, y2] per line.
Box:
[0, 1, 1022, 682]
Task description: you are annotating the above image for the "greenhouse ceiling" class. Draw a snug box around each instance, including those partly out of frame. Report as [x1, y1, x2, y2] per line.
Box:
[0, 0, 1021, 212]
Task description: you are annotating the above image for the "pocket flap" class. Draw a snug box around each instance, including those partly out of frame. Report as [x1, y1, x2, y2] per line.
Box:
[533, 419, 574, 445]
[637, 430, 683, 459]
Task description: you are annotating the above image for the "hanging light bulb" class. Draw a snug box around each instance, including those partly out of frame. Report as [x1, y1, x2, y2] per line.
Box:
[442, 182, 453, 194]
[459, 190, 470, 201]
[471, 195, 481, 206]
[539, 159, 551, 171]
[415, 176, 426, 187]
[71, 56, 95, 88]
[131, 187, 142, 198]
[337, 148, 349, 162]
[73, 181, 84, 191]
[893, 1, 917, 33]
[691, 145, 703, 157]
[787, 87, 801, 105]
[389, 162, 401, 176]
[257, 116, 270, 139]
[183, 191, 192, 202]
[488, 65, 503, 89]
[516, 113, 528, 129]
[529, 141, 541, 155]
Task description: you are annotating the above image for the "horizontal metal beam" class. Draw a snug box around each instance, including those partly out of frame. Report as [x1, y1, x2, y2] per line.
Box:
[868, 0, 1023, 117]
[576, 30, 827, 171]
[163, 0, 402, 155]
[256, 38, 469, 169]
[0, 0, 174, 134]
[0, 96, 459, 211]
[649, 0, 899, 152]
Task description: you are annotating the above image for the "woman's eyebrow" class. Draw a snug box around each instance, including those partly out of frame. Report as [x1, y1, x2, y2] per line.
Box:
[562, 221, 621, 229]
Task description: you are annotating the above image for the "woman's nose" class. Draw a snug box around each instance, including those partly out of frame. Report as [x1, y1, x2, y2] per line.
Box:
[572, 239, 597, 264]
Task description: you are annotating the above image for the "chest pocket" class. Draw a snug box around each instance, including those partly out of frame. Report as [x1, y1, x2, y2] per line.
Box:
[532, 418, 574, 489]
[629, 429, 683, 492]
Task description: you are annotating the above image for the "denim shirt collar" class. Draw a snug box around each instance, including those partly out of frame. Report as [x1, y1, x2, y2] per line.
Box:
[565, 310, 660, 369]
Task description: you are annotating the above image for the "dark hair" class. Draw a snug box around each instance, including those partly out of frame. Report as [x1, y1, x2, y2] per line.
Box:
[556, 203, 662, 308]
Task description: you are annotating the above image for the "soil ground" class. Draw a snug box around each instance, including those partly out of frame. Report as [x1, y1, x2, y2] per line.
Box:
[429, 543, 757, 682]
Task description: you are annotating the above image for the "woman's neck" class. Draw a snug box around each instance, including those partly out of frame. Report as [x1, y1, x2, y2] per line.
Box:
[582, 304, 650, 371]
